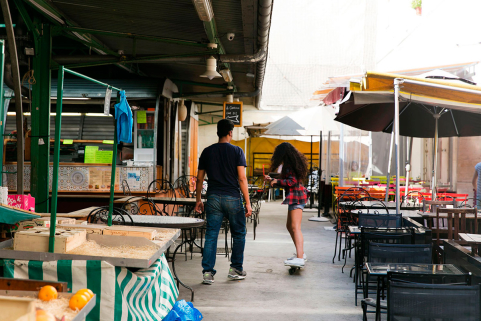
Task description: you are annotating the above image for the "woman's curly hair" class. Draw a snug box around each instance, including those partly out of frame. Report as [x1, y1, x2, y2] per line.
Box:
[270, 142, 308, 181]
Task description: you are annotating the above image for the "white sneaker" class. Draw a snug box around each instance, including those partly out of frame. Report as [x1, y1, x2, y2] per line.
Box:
[284, 253, 307, 264]
[284, 257, 305, 267]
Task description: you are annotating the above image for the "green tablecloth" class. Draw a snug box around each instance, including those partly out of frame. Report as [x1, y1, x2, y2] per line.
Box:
[1, 253, 178, 321]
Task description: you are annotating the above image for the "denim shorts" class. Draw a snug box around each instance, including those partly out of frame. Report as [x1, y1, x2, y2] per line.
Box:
[288, 203, 305, 211]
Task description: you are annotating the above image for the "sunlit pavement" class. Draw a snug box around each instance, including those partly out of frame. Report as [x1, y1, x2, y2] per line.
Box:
[173, 201, 362, 321]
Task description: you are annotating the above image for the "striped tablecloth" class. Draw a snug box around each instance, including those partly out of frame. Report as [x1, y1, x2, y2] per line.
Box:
[1, 254, 178, 321]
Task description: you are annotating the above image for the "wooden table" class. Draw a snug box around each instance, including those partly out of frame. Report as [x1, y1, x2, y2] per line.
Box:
[38, 206, 99, 218]
[114, 196, 143, 204]
[459, 233, 481, 255]
[419, 211, 478, 218]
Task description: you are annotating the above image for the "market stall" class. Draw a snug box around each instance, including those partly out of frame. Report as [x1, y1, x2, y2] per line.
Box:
[0, 66, 181, 320]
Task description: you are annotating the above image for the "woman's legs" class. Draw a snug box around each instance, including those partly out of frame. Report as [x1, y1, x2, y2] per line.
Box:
[286, 208, 304, 258]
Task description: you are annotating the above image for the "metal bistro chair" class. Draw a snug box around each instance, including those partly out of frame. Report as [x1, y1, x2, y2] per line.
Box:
[361, 243, 433, 320]
[387, 281, 481, 321]
[333, 187, 371, 263]
[354, 227, 414, 306]
[342, 212, 402, 273]
[401, 190, 425, 208]
[147, 179, 176, 216]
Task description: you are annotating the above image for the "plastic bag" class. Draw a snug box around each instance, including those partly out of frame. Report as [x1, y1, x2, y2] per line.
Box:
[163, 300, 203, 321]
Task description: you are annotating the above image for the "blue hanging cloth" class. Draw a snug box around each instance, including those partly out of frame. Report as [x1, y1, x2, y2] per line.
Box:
[114, 90, 133, 143]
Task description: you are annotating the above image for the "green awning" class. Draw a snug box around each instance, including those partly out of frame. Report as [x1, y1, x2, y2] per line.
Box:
[0, 205, 40, 225]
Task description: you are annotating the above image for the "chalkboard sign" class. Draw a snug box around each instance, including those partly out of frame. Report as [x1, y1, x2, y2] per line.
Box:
[223, 102, 243, 127]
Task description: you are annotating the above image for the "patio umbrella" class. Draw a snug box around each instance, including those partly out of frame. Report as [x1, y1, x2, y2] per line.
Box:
[335, 71, 481, 212]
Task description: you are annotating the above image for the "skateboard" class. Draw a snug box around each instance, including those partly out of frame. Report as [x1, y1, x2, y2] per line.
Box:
[286, 264, 304, 275]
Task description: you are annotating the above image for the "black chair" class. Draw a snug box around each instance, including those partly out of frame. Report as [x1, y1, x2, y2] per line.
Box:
[368, 242, 432, 264]
[354, 228, 414, 305]
[361, 243, 432, 319]
[342, 213, 403, 273]
[387, 281, 480, 321]
[333, 188, 371, 264]
[358, 213, 402, 229]
[147, 179, 176, 215]
[86, 206, 133, 225]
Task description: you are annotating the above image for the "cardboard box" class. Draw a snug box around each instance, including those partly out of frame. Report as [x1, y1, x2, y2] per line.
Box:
[14, 227, 87, 253]
[0, 295, 35, 321]
[7, 194, 35, 212]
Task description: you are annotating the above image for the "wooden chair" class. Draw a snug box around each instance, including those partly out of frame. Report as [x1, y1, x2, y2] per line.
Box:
[433, 208, 478, 247]
[423, 199, 456, 233]
[422, 199, 456, 212]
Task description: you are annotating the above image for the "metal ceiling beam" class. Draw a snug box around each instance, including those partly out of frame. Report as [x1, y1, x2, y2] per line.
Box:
[55, 26, 208, 48]
[23, 0, 141, 75]
[52, 51, 214, 69]
[172, 80, 226, 89]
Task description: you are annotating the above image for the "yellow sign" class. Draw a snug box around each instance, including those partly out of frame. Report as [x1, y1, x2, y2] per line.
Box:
[63, 139, 73, 144]
[103, 140, 114, 144]
[137, 110, 147, 124]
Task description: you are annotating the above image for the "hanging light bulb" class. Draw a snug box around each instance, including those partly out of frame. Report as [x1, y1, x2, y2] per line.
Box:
[200, 56, 222, 80]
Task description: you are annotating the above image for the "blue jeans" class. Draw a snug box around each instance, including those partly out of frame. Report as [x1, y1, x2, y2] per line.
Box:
[202, 194, 246, 275]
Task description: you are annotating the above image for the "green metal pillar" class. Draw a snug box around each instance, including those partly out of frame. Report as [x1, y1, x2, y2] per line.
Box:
[49, 66, 64, 253]
[31, 23, 51, 212]
[0, 40, 5, 184]
[108, 93, 120, 226]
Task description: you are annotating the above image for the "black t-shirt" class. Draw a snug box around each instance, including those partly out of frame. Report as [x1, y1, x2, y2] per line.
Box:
[198, 143, 247, 198]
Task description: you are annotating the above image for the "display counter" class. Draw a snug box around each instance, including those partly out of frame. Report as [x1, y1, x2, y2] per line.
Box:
[3, 162, 154, 193]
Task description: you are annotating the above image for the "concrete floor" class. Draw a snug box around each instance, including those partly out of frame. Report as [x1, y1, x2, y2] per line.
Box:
[173, 201, 363, 320]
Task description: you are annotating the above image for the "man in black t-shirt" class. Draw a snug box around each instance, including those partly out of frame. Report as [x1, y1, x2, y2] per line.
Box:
[195, 119, 252, 284]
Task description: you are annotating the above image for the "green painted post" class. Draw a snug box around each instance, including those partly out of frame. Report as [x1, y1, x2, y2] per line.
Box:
[108, 93, 120, 226]
[49, 66, 64, 253]
[31, 23, 51, 212]
[0, 39, 4, 183]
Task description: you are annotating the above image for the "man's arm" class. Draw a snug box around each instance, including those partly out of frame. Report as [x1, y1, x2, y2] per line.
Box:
[237, 166, 252, 217]
[195, 170, 206, 213]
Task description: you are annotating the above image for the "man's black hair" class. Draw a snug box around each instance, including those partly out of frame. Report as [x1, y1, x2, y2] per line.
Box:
[217, 119, 234, 138]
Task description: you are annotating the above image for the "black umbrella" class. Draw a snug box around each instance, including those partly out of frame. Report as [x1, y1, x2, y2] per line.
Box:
[335, 91, 481, 204]
[335, 95, 481, 138]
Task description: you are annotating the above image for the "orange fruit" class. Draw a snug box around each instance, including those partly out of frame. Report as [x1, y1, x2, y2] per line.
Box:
[36, 309, 55, 321]
[76, 288, 94, 300]
[69, 293, 89, 311]
[38, 285, 58, 301]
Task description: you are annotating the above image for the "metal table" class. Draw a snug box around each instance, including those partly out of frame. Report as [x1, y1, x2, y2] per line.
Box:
[348, 226, 422, 235]
[366, 263, 463, 276]
[128, 215, 204, 301]
[366, 263, 465, 320]
[339, 201, 422, 210]
[351, 208, 421, 218]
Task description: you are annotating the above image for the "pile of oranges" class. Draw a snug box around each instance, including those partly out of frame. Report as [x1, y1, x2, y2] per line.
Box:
[69, 288, 94, 311]
[36, 285, 94, 320]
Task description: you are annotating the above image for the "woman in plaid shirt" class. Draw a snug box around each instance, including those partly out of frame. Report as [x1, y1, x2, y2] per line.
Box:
[264, 142, 309, 267]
